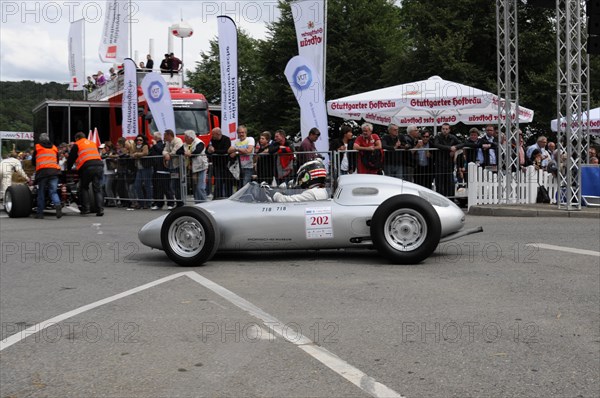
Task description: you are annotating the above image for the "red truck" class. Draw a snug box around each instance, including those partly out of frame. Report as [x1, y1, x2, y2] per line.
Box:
[33, 72, 219, 146]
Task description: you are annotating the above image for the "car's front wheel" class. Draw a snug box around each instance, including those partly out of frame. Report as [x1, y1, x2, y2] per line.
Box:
[5, 185, 32, 218]
[370, 195, 441, 264]
[160, 207, 220, 266]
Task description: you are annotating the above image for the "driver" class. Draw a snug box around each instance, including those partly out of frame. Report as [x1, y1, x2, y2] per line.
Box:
[266, 159, 329, 202]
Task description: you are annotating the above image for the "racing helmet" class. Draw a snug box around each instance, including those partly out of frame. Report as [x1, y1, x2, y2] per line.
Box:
[296, 159, 327, 188]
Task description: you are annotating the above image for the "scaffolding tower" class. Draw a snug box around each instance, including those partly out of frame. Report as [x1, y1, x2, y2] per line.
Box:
[556, 0, 589, 210]
[496, 0, 521, 204]
[496, 0, 589, 209]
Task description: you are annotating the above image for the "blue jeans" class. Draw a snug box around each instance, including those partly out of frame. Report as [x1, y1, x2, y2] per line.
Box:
[135, 167, 153, 207]
[168, 167, 182, 206]
[241, 167, 253, 187]
[193, 169, 207, 202]
[37, 176, 60, 214]
[384, 163, 404, 179]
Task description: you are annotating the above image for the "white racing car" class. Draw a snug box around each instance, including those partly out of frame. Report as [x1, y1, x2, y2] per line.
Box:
[139, 173, 483, 266]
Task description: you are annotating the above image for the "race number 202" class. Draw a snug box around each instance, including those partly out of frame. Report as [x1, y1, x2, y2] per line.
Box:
[305, 207, 333, 239]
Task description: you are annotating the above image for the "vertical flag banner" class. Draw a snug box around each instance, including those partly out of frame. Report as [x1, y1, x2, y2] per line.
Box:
[290, 0, 325, 87]
[99, 0, 129, 63]
[141, 72, 175, 134]
[122, 58, 138, 139]
[67, 19, 84, 91]
[217, 15, 238, 141]
[284, 55, 328, 163]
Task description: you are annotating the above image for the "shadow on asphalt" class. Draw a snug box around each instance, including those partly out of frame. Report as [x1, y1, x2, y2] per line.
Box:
[133, 248, 431, 268]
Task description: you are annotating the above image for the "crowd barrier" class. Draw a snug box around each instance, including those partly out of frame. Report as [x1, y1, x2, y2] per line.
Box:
[1, 147, 569, 210]
[99, 148, 480, 207]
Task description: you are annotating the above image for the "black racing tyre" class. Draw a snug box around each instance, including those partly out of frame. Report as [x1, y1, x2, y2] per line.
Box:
[370, 194, 441, 264]
[160, 206, 220, 267]
[5, 185, 32, 218]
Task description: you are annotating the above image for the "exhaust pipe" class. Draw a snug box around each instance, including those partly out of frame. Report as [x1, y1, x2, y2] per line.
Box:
[439, 226, 484, 243]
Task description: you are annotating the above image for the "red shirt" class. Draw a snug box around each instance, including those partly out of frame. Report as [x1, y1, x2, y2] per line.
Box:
[355, 134, 382, 174]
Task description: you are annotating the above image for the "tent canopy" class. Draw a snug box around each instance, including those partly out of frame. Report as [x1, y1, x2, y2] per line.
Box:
[327, 75, 534, 127]
[551, 107, 600, 132]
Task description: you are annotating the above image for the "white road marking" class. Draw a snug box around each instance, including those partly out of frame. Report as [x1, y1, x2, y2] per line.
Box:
[0, 272, 189, 351]
[1, 270, 403, 398]
[527, 243, 600, 257]
[184, 271, 403, 398]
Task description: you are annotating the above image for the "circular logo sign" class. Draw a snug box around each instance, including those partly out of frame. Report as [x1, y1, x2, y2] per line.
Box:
[148, 81, 163, 102]
[293, 65, 312, 91]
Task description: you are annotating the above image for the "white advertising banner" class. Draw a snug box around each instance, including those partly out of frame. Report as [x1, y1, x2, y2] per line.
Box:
[290, 0, 325, 85]
[98, 0, 129, 63]
[327, 75, 534, 127]
[285, 56, 328, 160]
[291, 0, 325, 144]
[122, 58, 138, 139]
[67, 19, 84, 91]
[217, 15, 238, 141]
[551, 107, 600, 132]
[0, 131, 33, 140]
[141, 72, 175, 134]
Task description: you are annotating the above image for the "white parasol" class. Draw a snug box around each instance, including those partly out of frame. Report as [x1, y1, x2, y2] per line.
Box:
[327, 75, 534, 128]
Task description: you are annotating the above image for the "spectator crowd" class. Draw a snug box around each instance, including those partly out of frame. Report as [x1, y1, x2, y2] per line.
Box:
[83, 52, 183, 92]
[1, 123, 599, 215]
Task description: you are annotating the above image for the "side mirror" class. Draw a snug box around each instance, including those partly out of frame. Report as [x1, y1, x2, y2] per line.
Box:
[145, 112, 153, 121]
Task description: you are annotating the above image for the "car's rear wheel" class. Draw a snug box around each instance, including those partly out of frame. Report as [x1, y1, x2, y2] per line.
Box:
[5, 185, 32, 218]
[370, 194, 441, 264]
[160, 207, 220, 266]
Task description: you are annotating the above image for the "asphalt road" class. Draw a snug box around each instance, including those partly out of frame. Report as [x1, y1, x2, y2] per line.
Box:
[0, 207, 598, 398]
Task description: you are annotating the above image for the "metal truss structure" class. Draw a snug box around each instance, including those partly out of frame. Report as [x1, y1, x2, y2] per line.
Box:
[556, 0, 589, 210]
[496, 0, 521, 204]
[496, 0, 589, 209]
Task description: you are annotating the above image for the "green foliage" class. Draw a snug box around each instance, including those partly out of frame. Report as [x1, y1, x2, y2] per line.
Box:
[0, 81, 82, 131]
[5, 0, 600, 136]
[186, 29, 268, 135]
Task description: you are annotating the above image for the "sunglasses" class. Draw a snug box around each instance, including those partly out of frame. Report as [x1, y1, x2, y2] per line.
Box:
[136, 138, 143, 141]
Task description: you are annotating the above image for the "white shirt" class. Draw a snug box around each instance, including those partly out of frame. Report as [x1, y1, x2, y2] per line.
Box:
[234, 137, 255, 169]
[340, 143, 350, 171]
[0, 158, 28, 180]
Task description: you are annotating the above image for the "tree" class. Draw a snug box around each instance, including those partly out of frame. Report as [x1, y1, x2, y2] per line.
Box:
[260, 0, 407, 134]
[0, 81, 82, 131]
[184, 0, 597, 135]
[186, 30, 265, 134]
[396, 0, 600, 130]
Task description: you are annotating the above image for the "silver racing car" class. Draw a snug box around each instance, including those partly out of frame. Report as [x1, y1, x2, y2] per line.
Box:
[139, 174, 483, 266]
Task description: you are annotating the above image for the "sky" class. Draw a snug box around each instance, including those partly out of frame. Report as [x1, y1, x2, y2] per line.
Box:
[0, 0, 281, 83]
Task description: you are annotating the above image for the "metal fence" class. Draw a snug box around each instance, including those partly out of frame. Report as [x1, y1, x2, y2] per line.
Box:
[100, 148, 491, 208]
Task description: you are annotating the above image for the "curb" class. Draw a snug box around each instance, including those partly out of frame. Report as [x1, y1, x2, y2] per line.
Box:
[468, 206, 600, 218]
[467, 205, 600, 219]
